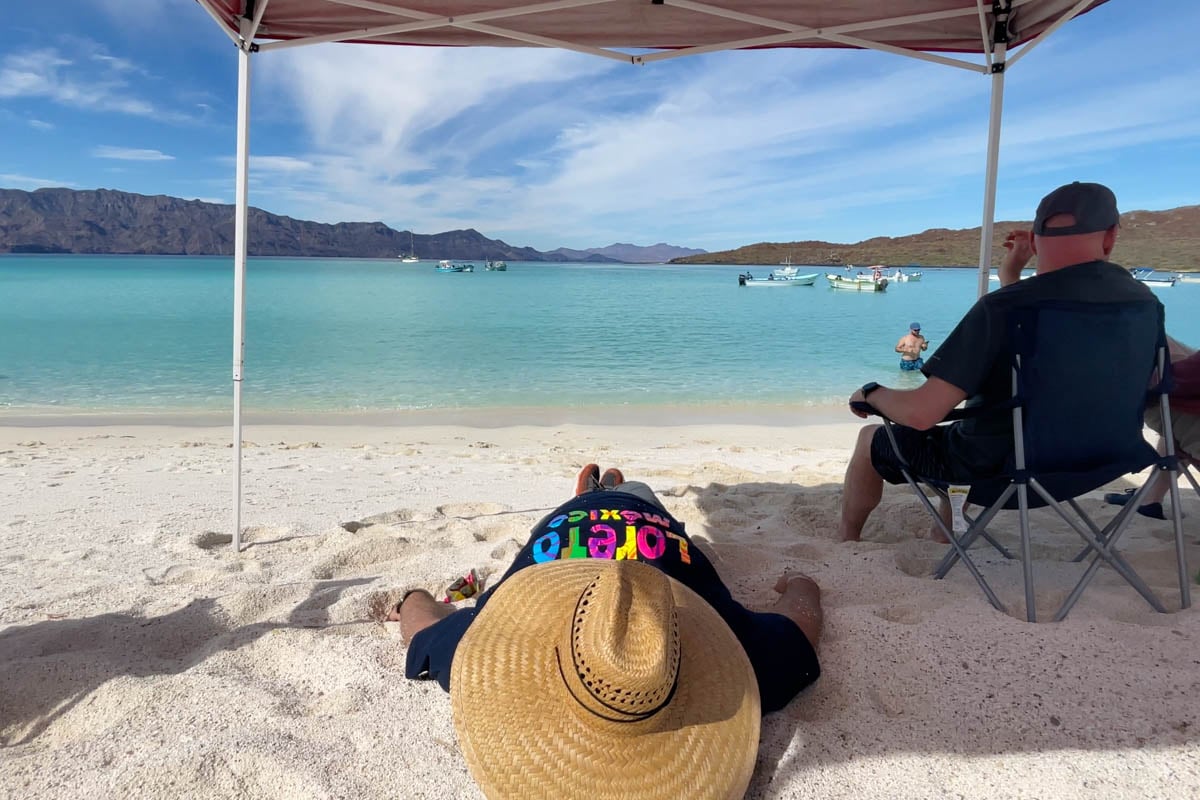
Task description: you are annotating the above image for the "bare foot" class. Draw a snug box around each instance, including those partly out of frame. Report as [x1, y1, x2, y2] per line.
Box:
[771, 572, 823, 648]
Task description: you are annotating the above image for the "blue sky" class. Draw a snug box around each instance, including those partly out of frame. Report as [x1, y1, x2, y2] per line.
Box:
[1, 0, 1197, 252]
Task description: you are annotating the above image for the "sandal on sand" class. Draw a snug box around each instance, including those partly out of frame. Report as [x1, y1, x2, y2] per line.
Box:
[1103, 488, 1136, 506]
[600, 467, 625, 489]
[575, 463, 601, 496]
[443, 568, 481, 603]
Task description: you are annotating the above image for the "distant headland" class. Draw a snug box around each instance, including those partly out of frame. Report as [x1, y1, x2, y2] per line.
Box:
[670, 205, 1200, 270]
[1, 187, 1195, 270]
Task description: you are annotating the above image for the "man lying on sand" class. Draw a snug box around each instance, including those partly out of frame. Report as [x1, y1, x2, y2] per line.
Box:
[391, 464, 823, 799]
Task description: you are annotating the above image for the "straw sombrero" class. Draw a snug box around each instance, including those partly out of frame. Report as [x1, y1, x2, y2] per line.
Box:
[450, 559, 760, 800]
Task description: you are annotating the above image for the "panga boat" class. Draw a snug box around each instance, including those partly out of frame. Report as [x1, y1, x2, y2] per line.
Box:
[485, 260, 508, 271]
[826, 273, 888, 291]
[436, 260, 473, 273]
[739, 267, 818, 287]
[1131, 267, 1178, 288]
[888, 269, 922, 282]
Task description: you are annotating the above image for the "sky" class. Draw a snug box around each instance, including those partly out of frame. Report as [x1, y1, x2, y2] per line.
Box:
[1, 0, 1197, 252]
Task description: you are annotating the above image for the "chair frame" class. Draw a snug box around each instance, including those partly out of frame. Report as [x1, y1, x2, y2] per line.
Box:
[863, 331, 1192, 623]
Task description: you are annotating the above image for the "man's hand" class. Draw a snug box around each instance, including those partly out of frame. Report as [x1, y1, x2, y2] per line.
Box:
[999, 230, 1034, 286]
[848, 388, 870, 418]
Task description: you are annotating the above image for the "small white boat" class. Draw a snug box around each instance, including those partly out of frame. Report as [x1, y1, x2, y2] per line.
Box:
[739, 270, 818, 287]
[1131, 267, 1177, 288]
[1178, 274, 1200, 284]
[827, 273, 887, 292]
[436, 260, 471, 273]
[485, 260, 507, 271]
[887, 269, 923, 282]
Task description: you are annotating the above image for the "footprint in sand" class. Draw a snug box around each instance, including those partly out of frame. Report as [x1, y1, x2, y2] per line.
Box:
[783, 542, 826, 561]
[873, 605, 923, 625]
[192, 531, 234, 549]
[308, 536, 415, 580]
[437, 501, 509, 518]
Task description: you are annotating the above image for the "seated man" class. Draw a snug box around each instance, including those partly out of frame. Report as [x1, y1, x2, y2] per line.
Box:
[393, 464, 823, 798]
[1106, 336, 1200, 518]
[838, 182, 1160, 542]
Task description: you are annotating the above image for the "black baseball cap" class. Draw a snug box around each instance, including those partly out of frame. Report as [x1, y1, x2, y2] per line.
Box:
[1032, 182, 1119, 237]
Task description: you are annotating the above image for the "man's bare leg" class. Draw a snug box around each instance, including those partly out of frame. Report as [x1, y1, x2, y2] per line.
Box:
[771, 573, 823, 649]
[386, 590, 455, 645]
[928, 497, 952, 544]
[838, 424, 884, 542]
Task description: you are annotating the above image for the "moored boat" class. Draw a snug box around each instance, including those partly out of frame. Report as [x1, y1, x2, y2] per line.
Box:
[739, 270, 818, 287]
[485, 260, 508, 271]
[1131, 267, 1178, 288]
[436, 260, 472, 273]
[826, 273, 887, 291]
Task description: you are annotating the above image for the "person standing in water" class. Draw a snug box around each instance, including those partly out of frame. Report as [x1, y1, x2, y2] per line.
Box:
[896, 322, 928, 371]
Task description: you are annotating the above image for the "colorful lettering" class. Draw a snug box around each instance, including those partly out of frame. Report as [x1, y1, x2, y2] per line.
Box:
[637, 525, 666, 560]
[567, 526, 589, 560]
[642, 512, 671, 528]
[615, 527, 639, 561]
[620, 509, 643, 524]
[568, 510, 588, 523]
[588, 524, 617, 559]
[546, 514, 568, 529]
[532, 531, 561, 563]
[666, 532, 691, 564]
[599, 508, 622, 521]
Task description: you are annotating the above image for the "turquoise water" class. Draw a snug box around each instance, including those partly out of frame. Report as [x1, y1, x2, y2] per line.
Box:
[2, 255, 1198, 416]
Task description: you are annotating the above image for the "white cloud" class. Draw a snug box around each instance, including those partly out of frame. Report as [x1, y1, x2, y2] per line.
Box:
[0, 173, 71, 189]
[226, 5, 1200, 250]
[251, 155, 314, 172]
[93, 146, 175, 161]
[0, 46, 157, 116]
[28, 118, 54, 130]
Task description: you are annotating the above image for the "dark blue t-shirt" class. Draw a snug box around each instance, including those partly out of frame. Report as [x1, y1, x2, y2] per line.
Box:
[405, 490, 820, 713]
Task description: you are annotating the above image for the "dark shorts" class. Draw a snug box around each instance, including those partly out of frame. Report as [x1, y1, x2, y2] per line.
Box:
[899, 358, 924, 371]
[870, 424, 980, 485]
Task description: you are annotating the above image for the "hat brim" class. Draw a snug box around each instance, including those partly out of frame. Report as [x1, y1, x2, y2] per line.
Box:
[450, 560, 760, 800]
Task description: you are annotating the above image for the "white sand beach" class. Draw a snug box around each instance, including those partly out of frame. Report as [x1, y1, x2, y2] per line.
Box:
[1, 418, 1198, 799]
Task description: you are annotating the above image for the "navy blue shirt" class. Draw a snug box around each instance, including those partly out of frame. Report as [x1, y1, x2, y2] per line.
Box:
[405, 490, 820, 713]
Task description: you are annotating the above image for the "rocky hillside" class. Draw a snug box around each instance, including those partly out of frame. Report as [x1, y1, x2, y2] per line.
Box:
[0, 188, 591, 261]
[671, 205, 1200, 270]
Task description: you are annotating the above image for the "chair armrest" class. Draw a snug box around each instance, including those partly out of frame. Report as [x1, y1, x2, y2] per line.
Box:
[849, 399, 1014, 425]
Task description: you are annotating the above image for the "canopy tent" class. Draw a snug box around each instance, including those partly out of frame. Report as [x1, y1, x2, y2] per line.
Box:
[194, 0, 1111, 550]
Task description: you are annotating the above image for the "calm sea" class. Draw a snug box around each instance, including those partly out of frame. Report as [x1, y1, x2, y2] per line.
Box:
[2, 255, 1198, 418]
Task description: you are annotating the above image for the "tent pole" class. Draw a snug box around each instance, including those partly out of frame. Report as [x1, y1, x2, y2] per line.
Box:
[231, 21, 253, 553]
[976, 4, 1011, 299]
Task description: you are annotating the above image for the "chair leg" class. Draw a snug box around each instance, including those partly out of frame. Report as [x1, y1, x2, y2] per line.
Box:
[1017, 483, 1036, 623]
[1167, 470, 1192, 610]
[1027, 479, 1168, 619]
[906, 477, 1007, 613]
[933, 487, 1014, 575]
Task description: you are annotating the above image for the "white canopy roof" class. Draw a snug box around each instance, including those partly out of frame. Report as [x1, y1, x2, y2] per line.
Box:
[197, 0, 1108, 61]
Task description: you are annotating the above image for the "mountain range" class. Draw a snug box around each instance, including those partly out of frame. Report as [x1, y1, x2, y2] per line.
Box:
[0, 188, 705, 263]
[670, 205, 1200, 270]
[2, 187, 1196, 270]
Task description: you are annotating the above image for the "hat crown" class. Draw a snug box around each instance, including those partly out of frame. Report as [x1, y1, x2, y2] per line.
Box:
[560, 562, 680, 723]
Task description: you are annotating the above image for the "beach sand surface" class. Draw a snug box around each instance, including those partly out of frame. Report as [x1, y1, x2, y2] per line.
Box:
[1, 420, 1198, 799]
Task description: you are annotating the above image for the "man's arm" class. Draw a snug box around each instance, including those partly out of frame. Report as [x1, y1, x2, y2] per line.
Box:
[848, 376, 967, 430]
[999, 230, 1034, 286]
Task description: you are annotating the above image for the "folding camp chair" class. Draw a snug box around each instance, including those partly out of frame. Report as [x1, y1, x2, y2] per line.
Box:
[855, 299, 1191, 622]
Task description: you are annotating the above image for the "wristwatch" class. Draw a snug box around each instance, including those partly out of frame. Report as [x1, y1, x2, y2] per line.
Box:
[860, 381, 881, 398]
